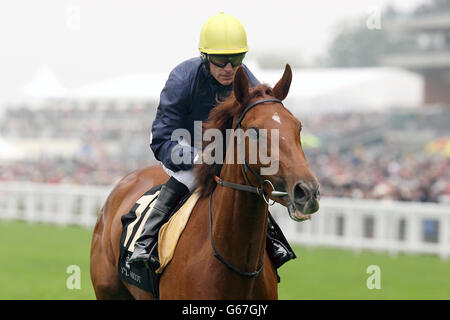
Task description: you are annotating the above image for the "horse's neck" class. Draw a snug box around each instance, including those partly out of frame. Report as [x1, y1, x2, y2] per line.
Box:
[211, 162, 268, 271]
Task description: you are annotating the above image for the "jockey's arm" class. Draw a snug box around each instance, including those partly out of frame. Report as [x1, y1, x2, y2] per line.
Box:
[150, 65, 195, 172]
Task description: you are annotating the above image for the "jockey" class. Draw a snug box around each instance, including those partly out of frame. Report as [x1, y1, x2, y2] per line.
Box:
[129, 12, 295, 271]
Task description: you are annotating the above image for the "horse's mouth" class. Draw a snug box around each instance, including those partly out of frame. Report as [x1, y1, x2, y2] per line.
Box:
[294, 211, 312, 221]
[280, 194, 320, 222]
[268, 178, 320, 221]
[296, 198, 320, 215]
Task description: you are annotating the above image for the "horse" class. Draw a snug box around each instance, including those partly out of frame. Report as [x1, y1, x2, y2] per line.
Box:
[90, 64, 320, 299]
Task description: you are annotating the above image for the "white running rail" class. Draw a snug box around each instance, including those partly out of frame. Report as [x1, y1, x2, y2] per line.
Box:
[271, 198, 450, 259]
[0, 182, 449, 259]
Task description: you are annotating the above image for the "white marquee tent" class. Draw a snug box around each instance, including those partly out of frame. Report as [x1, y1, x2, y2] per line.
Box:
[245, 62, 423, 114]
[20, 65, 68, 99]
[14, 62, 424, 113]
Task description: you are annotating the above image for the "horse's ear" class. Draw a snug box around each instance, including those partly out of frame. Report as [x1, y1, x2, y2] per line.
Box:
[272, 64, 292, 101]
[233, 66, 249, 104]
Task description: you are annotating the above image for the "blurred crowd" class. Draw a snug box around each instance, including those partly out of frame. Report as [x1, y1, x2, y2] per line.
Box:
[299, 111, 450, 203]
[0, 156, 129, 186]
[1, 104, 449, 203]
[308, 149, 450, 203]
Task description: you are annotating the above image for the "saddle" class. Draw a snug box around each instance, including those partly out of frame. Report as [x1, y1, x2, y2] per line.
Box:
[118, 185, 199, 299]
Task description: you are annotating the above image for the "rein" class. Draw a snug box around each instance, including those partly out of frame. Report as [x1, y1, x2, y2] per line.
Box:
[209, 193, 264, 277]
[209, 98, 288, 278]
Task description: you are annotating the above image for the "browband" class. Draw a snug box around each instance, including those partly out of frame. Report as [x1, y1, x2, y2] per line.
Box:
[235, 98, 283, 128]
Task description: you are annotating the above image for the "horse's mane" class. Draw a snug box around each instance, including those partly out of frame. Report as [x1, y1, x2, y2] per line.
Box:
[195, 84, 273, 198]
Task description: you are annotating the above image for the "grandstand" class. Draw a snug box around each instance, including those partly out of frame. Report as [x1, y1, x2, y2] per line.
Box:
[382, 10, 450, 106]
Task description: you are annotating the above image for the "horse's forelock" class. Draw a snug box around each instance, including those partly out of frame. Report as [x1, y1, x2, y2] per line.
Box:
[195, 84, 273, 198]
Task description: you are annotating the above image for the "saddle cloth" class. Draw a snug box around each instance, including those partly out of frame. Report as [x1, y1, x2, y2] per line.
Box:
[156, 190, 200, 273]
[118, 185, 200, 296]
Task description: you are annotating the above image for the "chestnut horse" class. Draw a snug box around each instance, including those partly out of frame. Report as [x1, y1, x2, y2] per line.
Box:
[90, 64, 320, 299]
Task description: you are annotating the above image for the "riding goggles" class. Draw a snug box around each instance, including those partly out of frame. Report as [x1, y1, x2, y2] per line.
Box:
[207, 53, 246, 68]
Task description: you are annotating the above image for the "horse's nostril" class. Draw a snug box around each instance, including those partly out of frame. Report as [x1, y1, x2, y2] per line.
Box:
[293, 183, 309, 203]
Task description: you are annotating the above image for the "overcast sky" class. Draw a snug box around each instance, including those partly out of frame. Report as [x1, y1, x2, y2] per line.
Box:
[0, 0, 424, 102]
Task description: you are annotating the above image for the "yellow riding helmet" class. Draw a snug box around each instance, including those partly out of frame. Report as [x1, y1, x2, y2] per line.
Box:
[199, 12, 248, 55]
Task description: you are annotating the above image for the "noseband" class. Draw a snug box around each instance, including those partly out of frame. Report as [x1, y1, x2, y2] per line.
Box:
[209, 98, 289, 278]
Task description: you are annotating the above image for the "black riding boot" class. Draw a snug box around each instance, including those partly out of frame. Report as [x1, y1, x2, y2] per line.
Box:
[266, 212, 297, 270]
[128, 177, 190, 270]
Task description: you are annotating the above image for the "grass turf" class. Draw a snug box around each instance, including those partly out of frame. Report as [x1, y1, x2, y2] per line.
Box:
[0, 220, 448, 300]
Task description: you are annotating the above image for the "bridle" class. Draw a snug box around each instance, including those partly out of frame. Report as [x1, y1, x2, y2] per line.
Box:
[209, 98, 290, 278]
[216, 98, 289, 203]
